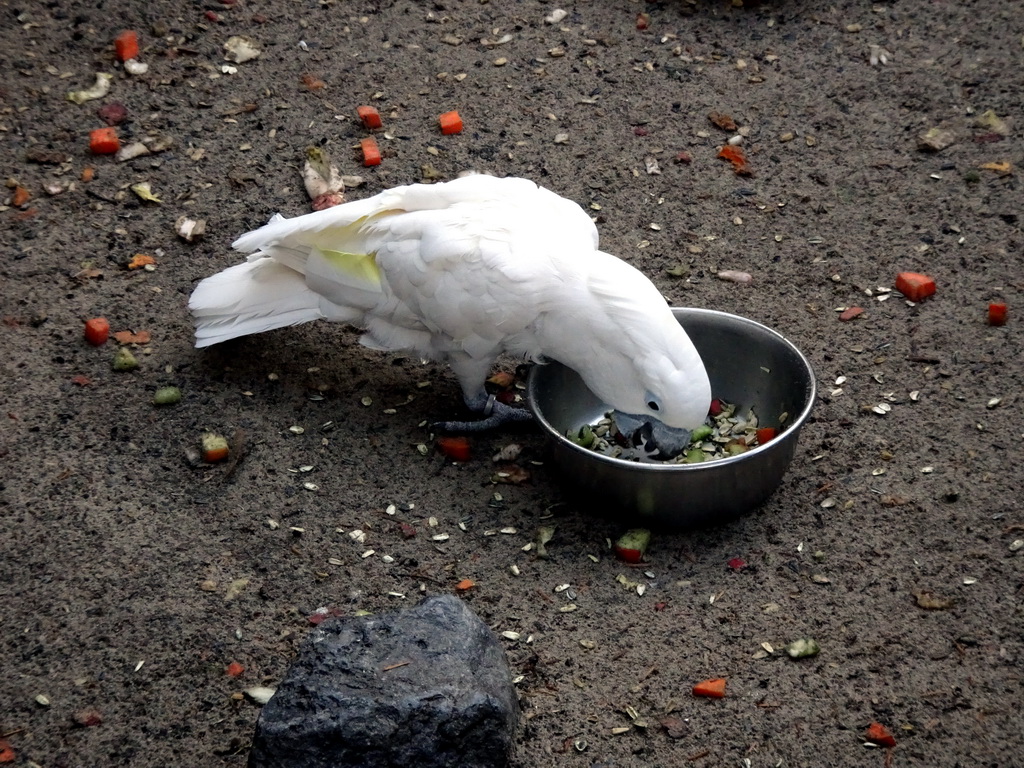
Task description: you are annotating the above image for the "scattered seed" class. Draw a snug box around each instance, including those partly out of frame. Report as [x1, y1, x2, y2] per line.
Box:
[1009, 539, 1023, 552]
[360, 549, 375, 559]
[820, 497, 837, 508]
[914, 590, 954, 610]
[962, 577, 978, 585]
[510, 564, 521, 576]
[501, 631, 521, 641]
[244, 686, 276, 705]
[289, 425, 305, 434]
[303, 482, 318, 491]
[717, 269, 753, 284]
[580, 639, 596, 650]
[559, 604, 578, 612]
[500, 527, 517, 535]
[431, 533, 450, 541]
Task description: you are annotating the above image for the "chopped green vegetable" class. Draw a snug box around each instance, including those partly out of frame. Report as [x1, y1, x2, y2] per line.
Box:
[112, 347, 139, 371]
[567, 424, 595, 448]
[153, 386, 182, 405]
[614, 528, 651, 563]
[785, 638, 820, 658]
[201, 432, 230, 463]
[682, 448, 706, 464]
[690, 425, 714, 442]
[724, 440, 749, 456]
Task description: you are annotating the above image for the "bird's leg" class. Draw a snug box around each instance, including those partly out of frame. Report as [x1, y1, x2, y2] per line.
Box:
[434, 354, 534, 433]
[435, 389, 535, 433]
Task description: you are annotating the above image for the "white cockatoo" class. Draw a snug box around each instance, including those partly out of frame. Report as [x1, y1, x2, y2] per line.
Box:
[189, 174, 712, 454]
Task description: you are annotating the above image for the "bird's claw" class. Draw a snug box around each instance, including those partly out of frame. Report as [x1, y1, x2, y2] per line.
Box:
[434, 394, 534, 433]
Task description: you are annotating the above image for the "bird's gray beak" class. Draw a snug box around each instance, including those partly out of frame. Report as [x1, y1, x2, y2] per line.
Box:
[611, 411, 692, 460]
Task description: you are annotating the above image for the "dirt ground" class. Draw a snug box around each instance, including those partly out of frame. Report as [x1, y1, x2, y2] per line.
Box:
[2, 0, 1022, 766]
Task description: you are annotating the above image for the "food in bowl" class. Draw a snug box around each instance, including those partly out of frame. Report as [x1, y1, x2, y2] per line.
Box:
[567, 398, 784, 464]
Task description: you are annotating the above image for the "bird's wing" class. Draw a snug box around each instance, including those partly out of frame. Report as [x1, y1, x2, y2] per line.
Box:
[232, 175, 600, 358]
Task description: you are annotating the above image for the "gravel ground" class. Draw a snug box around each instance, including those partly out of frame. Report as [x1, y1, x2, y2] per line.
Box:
[2, 1, 1022, 766]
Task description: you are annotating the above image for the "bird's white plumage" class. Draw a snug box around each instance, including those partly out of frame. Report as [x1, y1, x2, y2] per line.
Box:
[189, 174, 711, 432]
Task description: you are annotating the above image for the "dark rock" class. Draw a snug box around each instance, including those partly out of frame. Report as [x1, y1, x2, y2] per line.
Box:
[248, 594, 518, 768]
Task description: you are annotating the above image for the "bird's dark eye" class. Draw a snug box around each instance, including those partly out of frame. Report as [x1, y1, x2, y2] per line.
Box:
[647, 401, 659, 411]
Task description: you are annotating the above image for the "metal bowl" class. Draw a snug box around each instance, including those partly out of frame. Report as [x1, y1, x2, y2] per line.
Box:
[527, 308, 817, 529]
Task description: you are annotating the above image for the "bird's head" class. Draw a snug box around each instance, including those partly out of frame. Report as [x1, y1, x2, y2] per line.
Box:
[622, 348, 712, 431]
[557, 307, 711, 458]
[603, 339, 712, 458]
[536, 251, 712, 457]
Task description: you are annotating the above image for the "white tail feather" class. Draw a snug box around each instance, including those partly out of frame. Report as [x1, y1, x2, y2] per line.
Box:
[189, 259, 353, 347]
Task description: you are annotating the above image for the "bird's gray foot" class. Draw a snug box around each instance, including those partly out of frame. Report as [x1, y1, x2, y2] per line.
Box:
[435, 393, 534, 433]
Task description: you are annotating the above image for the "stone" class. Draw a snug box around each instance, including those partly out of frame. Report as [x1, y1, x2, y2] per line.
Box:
[248, 594, 518, 768]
